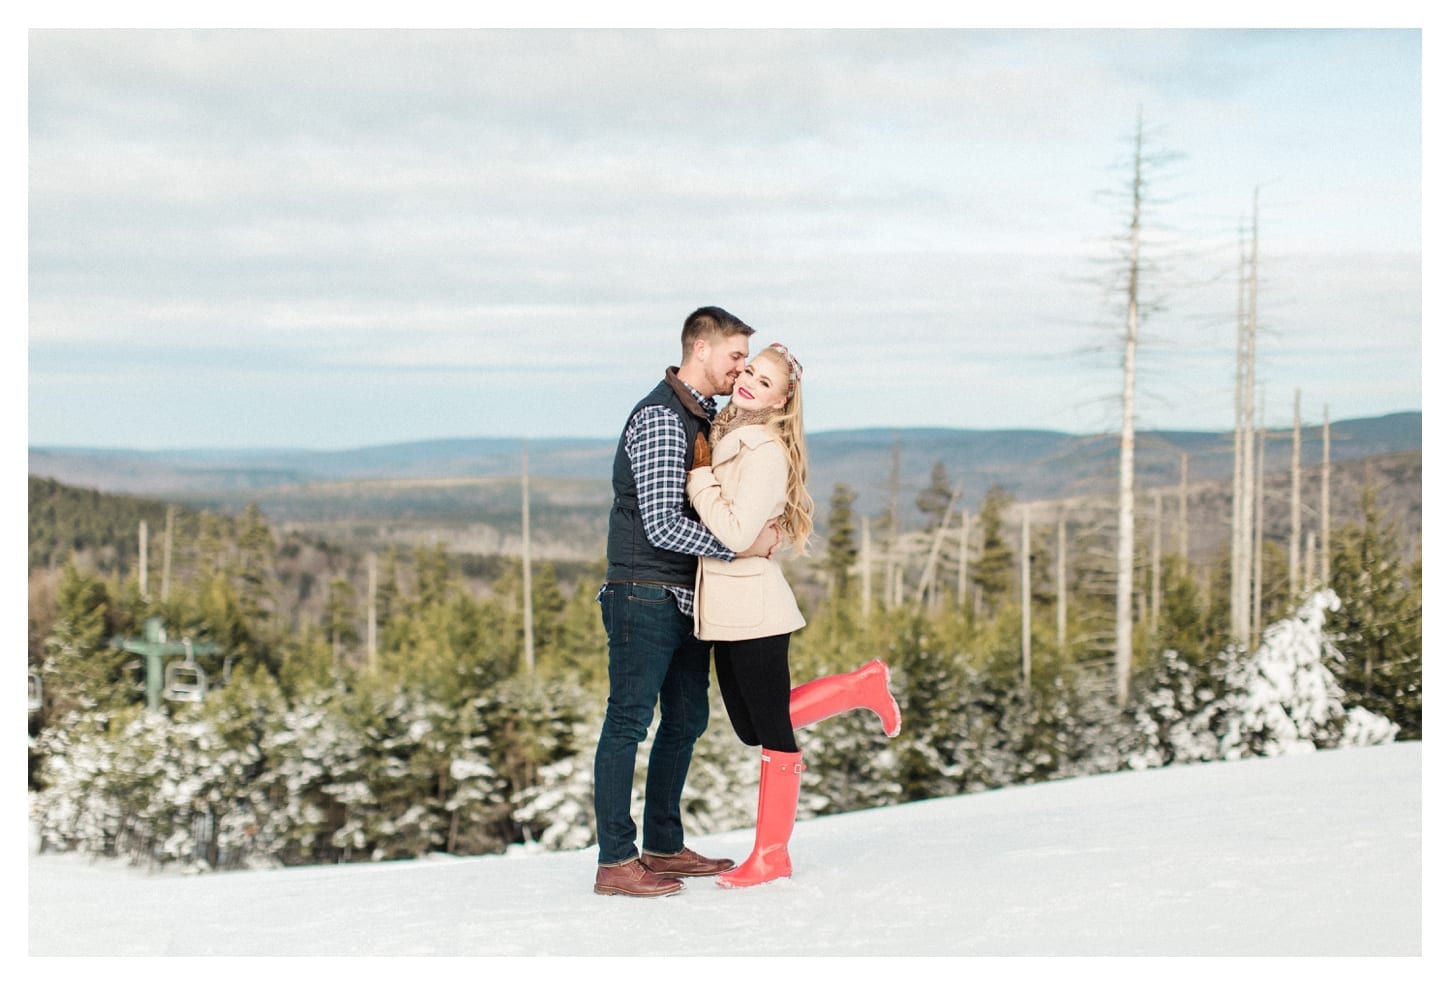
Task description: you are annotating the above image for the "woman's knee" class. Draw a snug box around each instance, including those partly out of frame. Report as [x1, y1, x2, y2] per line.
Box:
[755, 720, 798, 752]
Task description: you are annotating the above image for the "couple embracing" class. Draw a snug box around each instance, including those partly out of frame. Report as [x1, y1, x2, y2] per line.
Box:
[592, 306, 901, 898]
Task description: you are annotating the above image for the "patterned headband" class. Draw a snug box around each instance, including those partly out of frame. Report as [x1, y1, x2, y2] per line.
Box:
[767, 342, 803, 400]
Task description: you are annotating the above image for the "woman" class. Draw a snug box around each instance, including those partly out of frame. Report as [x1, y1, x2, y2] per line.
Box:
[686, 342, 901, 889]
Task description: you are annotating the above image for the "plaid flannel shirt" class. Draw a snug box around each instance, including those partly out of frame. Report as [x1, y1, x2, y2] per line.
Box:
[602, 381, 735, 617]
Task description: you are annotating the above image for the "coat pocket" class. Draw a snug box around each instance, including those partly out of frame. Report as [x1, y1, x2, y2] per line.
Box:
[699, 558, 767, 630]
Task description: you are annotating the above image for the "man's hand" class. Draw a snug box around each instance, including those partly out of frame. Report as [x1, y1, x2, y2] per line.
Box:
[736, 518, 782, 560]
[691, 433, 712, 470]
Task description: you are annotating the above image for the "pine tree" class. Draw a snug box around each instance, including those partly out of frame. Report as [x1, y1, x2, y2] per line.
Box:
[1126, 648, 1217, 767]
[31, 706, 125, 856]
[1203, 591, 1398, 760]
[322, 689, 478, 861]
[38, 563, 131, 719]
[788, 649, 902, 817]
[886, 614, 977, 801]
[255, 686, 356, 865]
[322, 576, 360, 661]
[677, 695, 764, 836]
[528, 560, 569, 665]
[1326, 484, 1422, 739]
[380, 550, 518, 703]
[915, 461, 954, 532]
[1153, 554, 1214, 667]
[823, 482, 859, 600]
[234, 504, 277, 628]
[971, 485, 1015, 613]
[543, 561, 609, 688]
[509, 718, 601, 852]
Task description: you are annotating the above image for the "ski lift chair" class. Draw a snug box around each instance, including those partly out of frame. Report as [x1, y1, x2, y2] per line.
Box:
[164, 639, 208, 703]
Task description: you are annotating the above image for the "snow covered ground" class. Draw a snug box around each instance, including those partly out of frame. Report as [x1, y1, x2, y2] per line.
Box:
[26, 742, 1426, 966]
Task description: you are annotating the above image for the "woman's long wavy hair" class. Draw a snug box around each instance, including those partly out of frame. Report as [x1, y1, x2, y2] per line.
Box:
[710, 347, 814, 553]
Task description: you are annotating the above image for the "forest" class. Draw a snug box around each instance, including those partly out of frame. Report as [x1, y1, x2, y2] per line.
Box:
[25, 448, 1421, 872]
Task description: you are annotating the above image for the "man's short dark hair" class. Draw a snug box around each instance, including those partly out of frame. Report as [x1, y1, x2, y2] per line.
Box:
[682, 306, 754, 358]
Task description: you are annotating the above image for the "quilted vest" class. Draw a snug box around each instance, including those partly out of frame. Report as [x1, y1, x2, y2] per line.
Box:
[604, 370, 712, 586]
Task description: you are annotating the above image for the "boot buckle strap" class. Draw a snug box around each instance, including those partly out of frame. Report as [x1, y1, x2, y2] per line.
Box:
[761, 752, 805, 774]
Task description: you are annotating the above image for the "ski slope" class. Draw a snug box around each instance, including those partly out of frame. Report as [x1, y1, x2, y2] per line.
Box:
[27, 742, 1423, 961]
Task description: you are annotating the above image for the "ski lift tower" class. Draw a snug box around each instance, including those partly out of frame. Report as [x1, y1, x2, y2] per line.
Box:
[112, 618, 220, 711]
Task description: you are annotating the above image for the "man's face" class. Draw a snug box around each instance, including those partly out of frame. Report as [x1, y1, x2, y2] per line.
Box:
[698, 333, 752, 397]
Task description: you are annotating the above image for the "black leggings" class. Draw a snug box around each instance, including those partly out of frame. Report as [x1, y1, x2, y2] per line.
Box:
[712, 633, 798, 753]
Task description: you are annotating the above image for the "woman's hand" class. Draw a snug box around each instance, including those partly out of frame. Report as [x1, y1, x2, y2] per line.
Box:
[691, 433, 712, 470]
[735, 518, 782, 560]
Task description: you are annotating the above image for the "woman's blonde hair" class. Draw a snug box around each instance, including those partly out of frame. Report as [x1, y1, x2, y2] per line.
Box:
[711, 344, 814, 552]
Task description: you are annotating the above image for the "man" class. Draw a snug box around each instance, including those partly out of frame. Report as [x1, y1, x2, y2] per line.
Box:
[592, 306, 781, 898]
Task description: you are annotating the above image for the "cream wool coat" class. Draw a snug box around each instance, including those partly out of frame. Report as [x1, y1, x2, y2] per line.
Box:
[686, 423, 806, 642]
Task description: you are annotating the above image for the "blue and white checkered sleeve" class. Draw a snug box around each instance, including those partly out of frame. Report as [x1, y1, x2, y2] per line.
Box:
[626, 406, 735, 561]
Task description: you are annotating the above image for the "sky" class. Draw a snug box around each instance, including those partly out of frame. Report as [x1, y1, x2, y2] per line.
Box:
[25, 742, 1425, 965]
[21, 15, 1428, 451]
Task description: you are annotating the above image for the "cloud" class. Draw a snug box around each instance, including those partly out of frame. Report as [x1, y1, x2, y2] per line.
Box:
[26, 28, 1422, 448]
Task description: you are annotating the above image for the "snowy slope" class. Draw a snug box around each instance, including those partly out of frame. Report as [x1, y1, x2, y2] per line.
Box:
[28, 742, 1423, 959]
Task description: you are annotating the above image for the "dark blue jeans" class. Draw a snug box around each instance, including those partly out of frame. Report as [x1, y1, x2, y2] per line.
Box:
[593, 583, 712, 865]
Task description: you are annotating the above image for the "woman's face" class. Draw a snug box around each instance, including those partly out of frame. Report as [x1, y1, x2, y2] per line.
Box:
[730, 357, 789, 412]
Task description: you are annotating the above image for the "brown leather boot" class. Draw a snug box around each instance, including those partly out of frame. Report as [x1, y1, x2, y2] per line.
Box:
[593, 858, 684, 897]
[640, 846, 735, 877]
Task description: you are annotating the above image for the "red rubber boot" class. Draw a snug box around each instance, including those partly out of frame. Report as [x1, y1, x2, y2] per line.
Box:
[789, 658, 901, 737]
[716, 749, 804, 889]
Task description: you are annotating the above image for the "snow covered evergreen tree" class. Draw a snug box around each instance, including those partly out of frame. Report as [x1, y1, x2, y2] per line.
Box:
[491, 677, 598, 852]
[508, 736, 597, 852]
[1196, 591, 1398, 760]
[1125, 648, 1223, 767]
[772, 647, 903, 818]
[796, 702, 902, 819]
[676, 695, 762, 836]
[31, 707, 125, 857]
[1217, 590, 1349, 758]
[890, 619, 978, 801]
[254, 686, 355, 865]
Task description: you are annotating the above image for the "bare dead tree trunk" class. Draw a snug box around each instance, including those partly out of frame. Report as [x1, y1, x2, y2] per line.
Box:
[1231, 192, 1260, 646]
[1252, 411, 1266, 648]
[1151, 490, 1162, 637]
[916, 485, 961, 605]
[1178, 452, 1189, 561]
[521, 439, 535, 675]
[886, 436, 901, 609]
[367, 552, 377, 671]
[860, 517, 872, 620]
[1114, 113, 1144, 707]
[1246, 195, 1260, 633]
[1056, 511, 1067, 656]
[958, 508, 971, 609]
[1231, 225, 1247, 643]
[1290, 389, 1302, 600]
[1022, 504, 1032, 687]
[139, 520, 149, 599]
[1304, 532, 1317, 592]
[161, 505, 174, 602]
[1321, 406, 1332, 586]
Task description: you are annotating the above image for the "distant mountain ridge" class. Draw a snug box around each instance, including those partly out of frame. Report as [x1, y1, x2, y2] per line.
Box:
[29, 412, 1421, 517]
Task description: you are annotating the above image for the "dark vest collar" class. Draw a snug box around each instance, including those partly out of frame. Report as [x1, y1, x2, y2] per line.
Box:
[664, 366, 715, 422]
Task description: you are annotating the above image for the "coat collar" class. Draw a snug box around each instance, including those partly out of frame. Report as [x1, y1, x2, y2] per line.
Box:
[711, 422, 777, 462]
